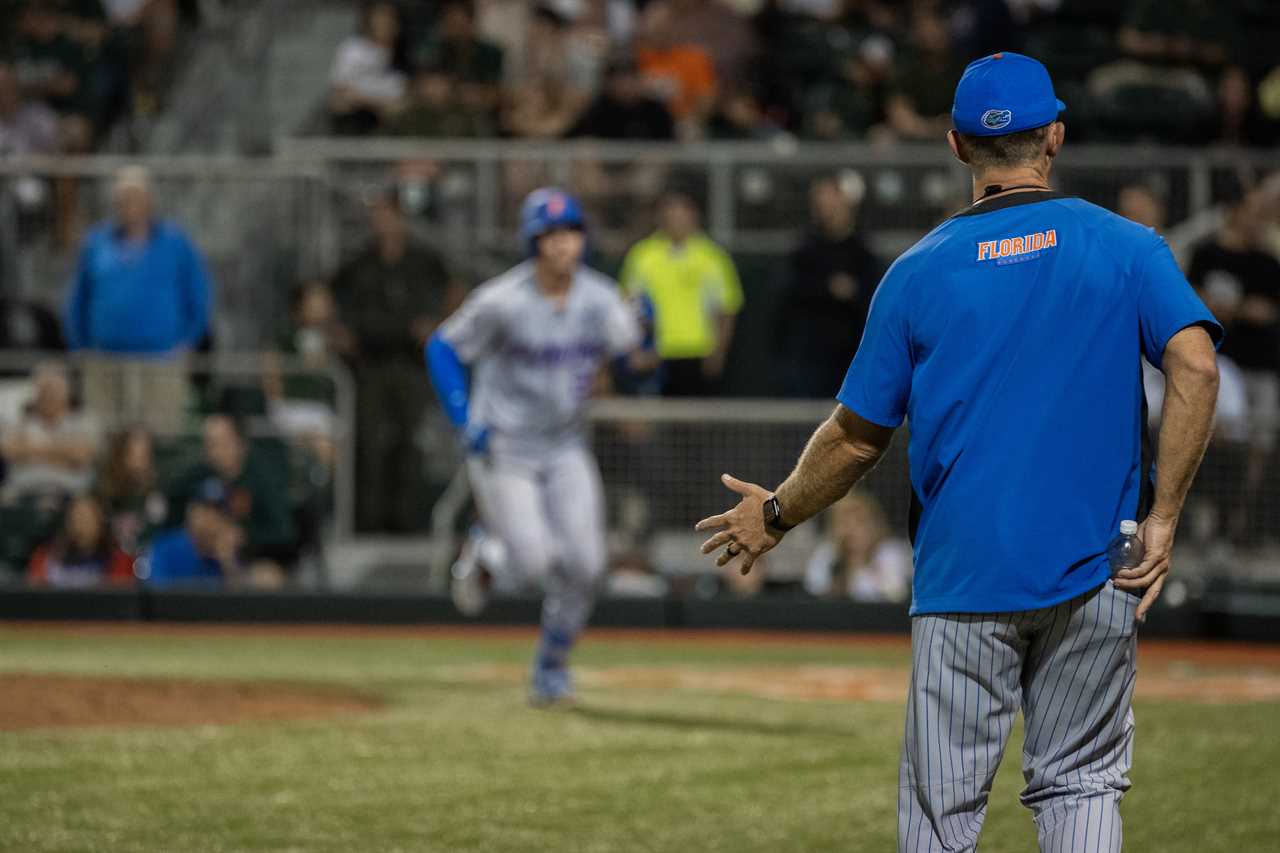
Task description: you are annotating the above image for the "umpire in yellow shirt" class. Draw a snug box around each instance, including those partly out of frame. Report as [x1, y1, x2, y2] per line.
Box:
[621, 189, 744, 396]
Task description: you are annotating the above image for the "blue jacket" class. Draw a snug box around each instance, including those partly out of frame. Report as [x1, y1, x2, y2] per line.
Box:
[64, 220, 213, 354]
[138, 529, 224, 588]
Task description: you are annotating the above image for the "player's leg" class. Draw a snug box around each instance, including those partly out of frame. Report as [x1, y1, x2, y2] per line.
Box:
[464, 455, 557, 590]
[532, 442, 609, 699]
[899, 611, 1028, 852]
[1019, 581, 1138, 853]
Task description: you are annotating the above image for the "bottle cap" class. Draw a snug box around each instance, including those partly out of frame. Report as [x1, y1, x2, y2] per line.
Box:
[1119, 520, 1138, 535]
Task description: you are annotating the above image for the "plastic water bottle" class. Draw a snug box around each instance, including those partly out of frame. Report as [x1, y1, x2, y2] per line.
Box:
[1107, 520, 1145, 578]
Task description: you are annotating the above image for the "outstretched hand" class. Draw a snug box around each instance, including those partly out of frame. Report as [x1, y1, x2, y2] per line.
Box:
[695, 474, 783, 575]
[1113, 512, 1177, 622]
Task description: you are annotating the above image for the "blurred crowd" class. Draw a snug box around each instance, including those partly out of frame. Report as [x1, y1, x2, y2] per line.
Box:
[0, 165, 327, 588]
[4, 155, 1280, 593]
[0, 0, 203, 155]
[0, 0, 1278, 593]
[328, 0, 1280, 146]
[0, 364, 299, 591]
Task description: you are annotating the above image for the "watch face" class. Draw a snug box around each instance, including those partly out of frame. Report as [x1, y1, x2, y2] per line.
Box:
[764, 497, 779, 524]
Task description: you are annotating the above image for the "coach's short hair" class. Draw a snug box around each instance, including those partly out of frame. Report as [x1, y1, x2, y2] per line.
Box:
[957, 124, 1052, 170]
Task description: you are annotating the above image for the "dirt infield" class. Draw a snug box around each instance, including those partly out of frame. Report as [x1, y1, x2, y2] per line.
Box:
[3, 623, 1279, 713]
[450, 651, 1280, 704]
[0, 673, 382, 731]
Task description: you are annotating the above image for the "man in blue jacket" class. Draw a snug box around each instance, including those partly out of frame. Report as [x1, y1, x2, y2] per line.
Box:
[63, 165, 212, 431]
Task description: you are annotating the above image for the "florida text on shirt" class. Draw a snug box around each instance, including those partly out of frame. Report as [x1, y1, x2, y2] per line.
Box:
[976, 229, 1058, 265]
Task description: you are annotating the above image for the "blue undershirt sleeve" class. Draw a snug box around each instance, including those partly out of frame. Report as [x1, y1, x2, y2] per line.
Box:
[426, 333, 470, 428]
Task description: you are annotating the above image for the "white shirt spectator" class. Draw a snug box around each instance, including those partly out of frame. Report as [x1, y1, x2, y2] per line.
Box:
[1143, 355, 1249, 443]
[804, 538, 913, 602]
[101, 0, 148, 24]
[0, 100, 58, 156]
[330, 36, 407, 104]
[1, 409, 100, 499]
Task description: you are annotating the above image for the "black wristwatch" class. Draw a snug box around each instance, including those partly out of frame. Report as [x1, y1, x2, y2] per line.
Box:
[763, 495, 796, 532]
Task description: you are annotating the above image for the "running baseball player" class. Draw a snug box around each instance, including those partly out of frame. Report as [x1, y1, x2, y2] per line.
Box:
[426, 188, 649, 705]
[696, 53, 1221, 851]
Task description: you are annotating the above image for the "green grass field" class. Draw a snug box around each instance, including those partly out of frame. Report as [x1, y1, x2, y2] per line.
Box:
[1, 624, 1277, 852]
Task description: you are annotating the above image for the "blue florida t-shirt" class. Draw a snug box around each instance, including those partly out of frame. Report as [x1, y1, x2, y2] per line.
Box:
[837, 191, 1222, 615]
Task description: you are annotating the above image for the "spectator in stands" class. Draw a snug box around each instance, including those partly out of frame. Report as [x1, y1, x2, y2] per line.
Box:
[414, 0, 504, 115]
[390, 63, 492, 138]
[328, 0, 408, 135]
[0, 360, 99, 502]
[667, 0, 757, 92]
[11, 3, 92, 125]
[635, 0, 718, 140]
[138, 477, 240, 589]
[1118, 0, 1230, 69]
[170, 414, 294, 576]
[1087, 0, 1228, 142]
[708, 84, 778, 140]
[1188, 187, 1280, 544]
[264, 280, 354, 470]
[621, 190, 743, 396]
[333, 190, 463, 532]
[122, 0, 185, 119]
[881, 8, 964, 142]
[97, 425, 167, 556]
[0, 297, 64, 351]
[1213, 65, 1273, 147]
[803, 35, 893, 141]
[605, 555, 669, 599]
[947, 0, 1022, 61]
[478, 0, 629, 86]
[803, 490, 912, 602]
[1116, 181, 1167, 232]
[63, 165, 212, 433]
[778, 172, 882, 398]
[0, 61, 59, 155]
[59, 0, 130, 130]
[25, 494, 133, 588]
[501, 4, 594, 139]
[0, 60, 66, 292]
[1142, 356, 1250, 551]
[568, 54, 674, 141]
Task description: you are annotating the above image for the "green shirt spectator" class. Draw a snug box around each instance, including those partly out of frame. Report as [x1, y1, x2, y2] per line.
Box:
[168, 415, 295, 565]
[12, 3, 93, 116]
[413, 0, 504, 115]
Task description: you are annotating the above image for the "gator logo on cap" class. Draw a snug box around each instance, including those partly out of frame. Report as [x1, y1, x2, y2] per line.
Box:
[981, 109, 1013, 130]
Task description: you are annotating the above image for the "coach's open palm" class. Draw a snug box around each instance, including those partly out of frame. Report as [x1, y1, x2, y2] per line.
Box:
[695, 475, 783, 575]
[1114, 512, 1177, 622]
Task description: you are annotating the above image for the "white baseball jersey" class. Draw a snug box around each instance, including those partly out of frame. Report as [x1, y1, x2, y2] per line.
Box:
[439, 261, 640, 451]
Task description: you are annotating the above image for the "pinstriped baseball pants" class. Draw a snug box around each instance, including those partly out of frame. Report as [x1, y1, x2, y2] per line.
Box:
[899, 580, 1139, 852]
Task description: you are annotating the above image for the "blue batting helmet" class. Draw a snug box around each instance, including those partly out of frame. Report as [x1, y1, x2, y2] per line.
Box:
[519, 187, 585, 258]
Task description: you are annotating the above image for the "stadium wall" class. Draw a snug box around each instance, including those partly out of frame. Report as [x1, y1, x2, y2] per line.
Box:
[1, 585, 1276, 642]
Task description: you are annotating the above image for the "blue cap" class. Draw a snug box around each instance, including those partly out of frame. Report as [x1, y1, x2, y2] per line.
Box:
[519, 187, 585, 258]
[191, 477, 230, 512]
[951, 52, 1065, 137]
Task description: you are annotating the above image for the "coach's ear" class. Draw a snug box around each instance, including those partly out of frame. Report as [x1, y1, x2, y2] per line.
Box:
[946, 130, 968, 165]
[1046, 121, 1065, 160]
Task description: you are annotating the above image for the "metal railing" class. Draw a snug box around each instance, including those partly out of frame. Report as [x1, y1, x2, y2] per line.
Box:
[2, 143, 1273, 314]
